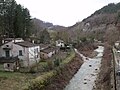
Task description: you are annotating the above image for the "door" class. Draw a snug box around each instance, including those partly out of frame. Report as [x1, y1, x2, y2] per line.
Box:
[5, 50, 10, 57]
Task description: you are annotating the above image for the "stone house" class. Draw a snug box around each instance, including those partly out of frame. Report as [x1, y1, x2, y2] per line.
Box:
[0, 38, 40, 71]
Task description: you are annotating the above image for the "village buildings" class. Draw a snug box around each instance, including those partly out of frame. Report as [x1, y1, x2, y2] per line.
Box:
[0, 38, 40, 71]
[0, 38, 66, 71]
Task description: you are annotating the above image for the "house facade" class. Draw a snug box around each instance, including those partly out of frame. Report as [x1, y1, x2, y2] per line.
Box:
[15, 41, 40, 67]
[0, 39, 40, 71]
[56, 39, 65, 47]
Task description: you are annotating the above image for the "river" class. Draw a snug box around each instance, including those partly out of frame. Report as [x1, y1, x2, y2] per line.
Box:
[64, 46, 104, 90]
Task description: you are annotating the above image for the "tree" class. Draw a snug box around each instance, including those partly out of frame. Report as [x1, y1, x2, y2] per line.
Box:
[0, 0, 32, 38]
[13, 5, 32, 38]
[6, 0, 17, 37]
[22, 8, 31, 38]
[13, 4, 23, 37]
[39, 29, 51, 44]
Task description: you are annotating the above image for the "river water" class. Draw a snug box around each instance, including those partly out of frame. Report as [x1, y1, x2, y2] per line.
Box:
[64, 46, 104, 90]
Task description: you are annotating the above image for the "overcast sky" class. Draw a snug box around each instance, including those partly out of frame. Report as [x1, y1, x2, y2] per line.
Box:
[15, 0, 120, 26]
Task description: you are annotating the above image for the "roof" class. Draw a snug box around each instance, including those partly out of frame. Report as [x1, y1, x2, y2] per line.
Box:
[40, 44, 51, 50]
[56, 39, 64, 42]
[0, 57, 19, 63]
[3, 38, 23, 41]
[41, 47, 58, 54]
[4, 38, 13, 41]
[2, 38, 24, 45]
[15, 41, 39, 47]
[116, 41, 120, 43]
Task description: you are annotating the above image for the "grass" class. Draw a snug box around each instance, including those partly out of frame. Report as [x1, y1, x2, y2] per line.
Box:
[0, 72, 19, 78]
[0, 71, 34, 90]
[61, 50, 75, 64]
[0, 71, 34, 79]
[0, 50, 75, 90]
[25, 50, 75, 90]
[0, 64, 4, 71]
[25, 71, 55, 90]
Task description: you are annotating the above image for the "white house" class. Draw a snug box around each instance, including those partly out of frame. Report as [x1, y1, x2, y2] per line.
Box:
[15, 41, 40, 67]
[0, 39, 40, 70]
[56, 39, 65, 47]
[115, 41, 120, 47]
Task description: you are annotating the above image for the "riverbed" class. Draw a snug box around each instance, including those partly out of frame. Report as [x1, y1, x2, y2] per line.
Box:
[64, 46, 104, 90]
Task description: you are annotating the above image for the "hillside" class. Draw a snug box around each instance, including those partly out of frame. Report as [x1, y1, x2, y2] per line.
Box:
[31, 18, 68, 44]
[32, 18, 67, 31]
[30, 2, 120, 45]
[67, 2, 120, 45]
[32, 18, 53, 30]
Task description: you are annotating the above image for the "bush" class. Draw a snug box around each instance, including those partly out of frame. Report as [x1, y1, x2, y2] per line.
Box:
[54, 59, 60, 67]
[24, 51, 75, 90]
[29, 67, 36, 73]
[47, 60, 54, 70]
[26, 71, 56, 90]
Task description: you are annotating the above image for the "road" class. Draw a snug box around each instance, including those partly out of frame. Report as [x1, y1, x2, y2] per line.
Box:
[113, 47, 120, 90]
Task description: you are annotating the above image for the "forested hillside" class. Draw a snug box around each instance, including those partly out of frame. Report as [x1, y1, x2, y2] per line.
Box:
[94, 3, 120, 15]
[67, 2, 120, 45]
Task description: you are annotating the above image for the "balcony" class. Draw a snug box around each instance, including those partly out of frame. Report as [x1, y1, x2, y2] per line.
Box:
[0, 56, 19, 63]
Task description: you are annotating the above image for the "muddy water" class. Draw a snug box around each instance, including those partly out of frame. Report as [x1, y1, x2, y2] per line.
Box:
[64, 46, 104, 90]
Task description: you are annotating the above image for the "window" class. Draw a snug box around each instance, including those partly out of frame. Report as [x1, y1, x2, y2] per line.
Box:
[34, 48, 39, 54]
[36, 48, 39, 53]
[19, 50, 23, 56]
[5, 50, 10, 57]
[7, 64, 10, 67]
[36, 55, 38, 58]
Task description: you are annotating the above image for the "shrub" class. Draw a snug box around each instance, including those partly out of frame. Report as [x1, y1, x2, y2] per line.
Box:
[26, 71, 56, 90]
[54, 58, 60, 67]
[47, 60, 54, 70]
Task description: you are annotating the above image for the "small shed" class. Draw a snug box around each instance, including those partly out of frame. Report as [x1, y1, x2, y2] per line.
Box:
[0, 57, 19, 72]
